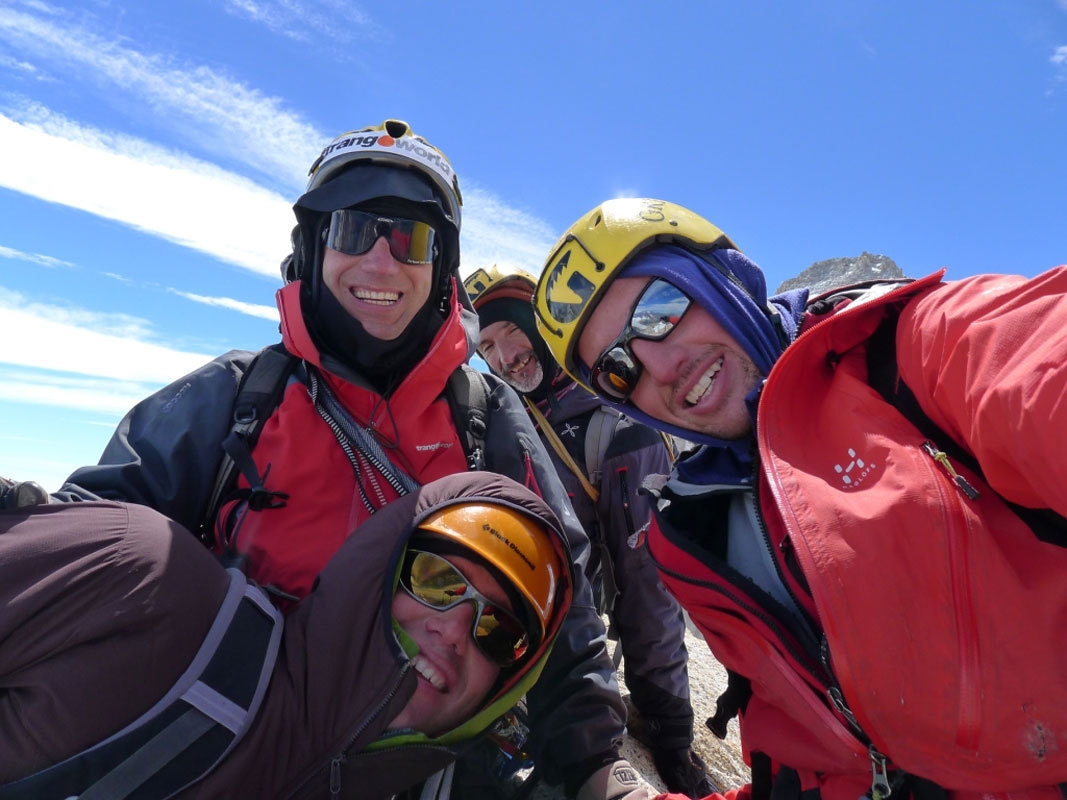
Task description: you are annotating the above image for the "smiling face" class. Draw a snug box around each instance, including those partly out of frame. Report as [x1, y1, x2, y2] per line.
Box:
[387, 553, 505, 736]
[477, 321, 544, 393]
[321, 238, 433, 341]
[576, 276, 763, 440]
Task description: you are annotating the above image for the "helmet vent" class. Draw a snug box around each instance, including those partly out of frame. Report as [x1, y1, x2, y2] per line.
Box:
[384, 119, 410, 138]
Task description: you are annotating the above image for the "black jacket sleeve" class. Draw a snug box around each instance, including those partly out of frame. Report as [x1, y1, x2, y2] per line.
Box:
[55, 350, 254, 532]
[481, 375, 626, 787]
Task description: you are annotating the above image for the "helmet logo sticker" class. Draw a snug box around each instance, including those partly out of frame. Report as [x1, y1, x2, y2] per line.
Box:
[464, 267, 493, 301]
[638, 200, 667, 222]
[316, 132, 455, 186]
[544, 251, 596, 330]
[481, 523, 536, 571]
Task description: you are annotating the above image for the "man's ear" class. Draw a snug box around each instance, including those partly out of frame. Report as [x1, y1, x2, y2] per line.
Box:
[283, 224, 303, 283]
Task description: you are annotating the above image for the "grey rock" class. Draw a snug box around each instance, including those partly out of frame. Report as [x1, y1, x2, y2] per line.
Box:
[776, 252, 905, 296]
[526, 616, 749, 798]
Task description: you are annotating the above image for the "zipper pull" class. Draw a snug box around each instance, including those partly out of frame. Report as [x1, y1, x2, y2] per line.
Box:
[920, 441, 980, 500]
[467, 446, 486, 471]
[828, 686, 864, 737]
[330, 754, 345, 797]
[867, 744, 892, 800]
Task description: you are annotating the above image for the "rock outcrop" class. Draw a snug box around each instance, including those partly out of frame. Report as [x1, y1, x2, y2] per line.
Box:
[776, 251, 905, 296]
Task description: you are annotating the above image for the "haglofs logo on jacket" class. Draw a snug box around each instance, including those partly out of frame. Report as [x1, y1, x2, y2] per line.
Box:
[832, 446, 877, 489]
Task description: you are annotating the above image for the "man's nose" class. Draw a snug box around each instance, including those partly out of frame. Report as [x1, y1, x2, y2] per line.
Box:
[631, 337, 682, 385]
[499, 339, 524, 368]
[359, 236, 400, 272]
[432, 602, 476, 652]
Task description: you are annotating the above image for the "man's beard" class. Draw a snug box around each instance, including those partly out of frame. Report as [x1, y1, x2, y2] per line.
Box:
[502, 352, 544, 394]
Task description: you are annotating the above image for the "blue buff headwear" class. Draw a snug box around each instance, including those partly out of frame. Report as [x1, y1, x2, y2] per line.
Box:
[614, 245, 809, 484]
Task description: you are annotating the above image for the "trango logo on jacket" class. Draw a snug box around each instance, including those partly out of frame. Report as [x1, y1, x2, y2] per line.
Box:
[415, 440, 454, 453]
[316, 132, 454, 188]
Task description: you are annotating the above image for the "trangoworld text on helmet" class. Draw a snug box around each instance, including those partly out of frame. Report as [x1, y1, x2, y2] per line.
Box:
[306, 119, 462, 227]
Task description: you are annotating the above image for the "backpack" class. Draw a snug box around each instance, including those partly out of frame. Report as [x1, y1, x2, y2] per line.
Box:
[199, 345, 491, 543]
[0, 569, 282, 800]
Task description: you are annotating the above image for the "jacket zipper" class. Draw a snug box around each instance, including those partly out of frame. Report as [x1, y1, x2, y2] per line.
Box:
[329, 661, 412, 798]
[919, 440, 983, 750]
[752, 465, 894, 798]
[652, 542, 829, 688]
[822, 640, 893, 799]
[747, 486, 896, 796]
[285, 662, 411, 799]
[753, 277, 947, 799]
[618, 467, 637, 539]
[813, 441, 984, 797]
[746, 488, 821, 645]
[920, 440, 980, 500]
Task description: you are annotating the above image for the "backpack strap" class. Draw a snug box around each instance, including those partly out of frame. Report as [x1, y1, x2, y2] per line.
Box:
[583, 407, 621, 487]
[525, 399, 599, 502]
[0, 570, 283, 800]
[200, 344, 300, 543]
[444, 365, 490, 472]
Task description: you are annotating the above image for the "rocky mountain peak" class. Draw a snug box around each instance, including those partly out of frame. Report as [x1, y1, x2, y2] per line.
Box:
[775, 252, 905, 296]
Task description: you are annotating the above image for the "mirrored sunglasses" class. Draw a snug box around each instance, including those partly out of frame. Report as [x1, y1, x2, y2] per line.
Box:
[401, 550, 530, 667]
[325, 209, 437, 265]
[588, 278, 691, 402]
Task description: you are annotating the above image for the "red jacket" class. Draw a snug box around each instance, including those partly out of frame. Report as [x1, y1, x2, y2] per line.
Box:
[651, 268, 1067, 800]
[218, 281, 474, 600]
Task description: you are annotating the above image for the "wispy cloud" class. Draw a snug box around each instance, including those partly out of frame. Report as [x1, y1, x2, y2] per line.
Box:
[0, 2, 323, 184]
[0, 3, 562, 283]
[0, 50, 44, 76]
[223, 0, 381, 47]
[1051, 45, 1067, 94]
[459, 185, 559, 278]
[169, 288, 280, 321]
[0, 110, 293, 275]
[0, 287, 211, 383]
[0, 366, 156, 416]
[0, 244, 76, 269]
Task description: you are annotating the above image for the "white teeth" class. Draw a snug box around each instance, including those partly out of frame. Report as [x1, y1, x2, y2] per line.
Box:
[413, 655, 447, 692]
[353, 289, 400, 304]
[685, 357, 723, 405]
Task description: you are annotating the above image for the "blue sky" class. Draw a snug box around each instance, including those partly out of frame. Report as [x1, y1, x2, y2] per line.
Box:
[1, 0, 1065, 491]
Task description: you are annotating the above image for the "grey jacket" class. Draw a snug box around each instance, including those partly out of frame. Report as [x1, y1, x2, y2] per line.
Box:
[1, 473, 577, 799]
[534, 379, 694, 742]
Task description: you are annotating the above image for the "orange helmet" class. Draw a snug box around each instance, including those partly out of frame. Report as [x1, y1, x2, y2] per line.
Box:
[415, 501, 570, 655]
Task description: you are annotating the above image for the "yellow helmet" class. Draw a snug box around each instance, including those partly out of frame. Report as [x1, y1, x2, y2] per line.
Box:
[305, 119, 462, 226]
[462, 265, 538, 310]
[415, 501, 570, 651]
[532, 198, 737, 386]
